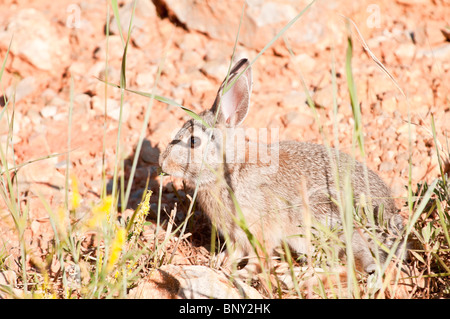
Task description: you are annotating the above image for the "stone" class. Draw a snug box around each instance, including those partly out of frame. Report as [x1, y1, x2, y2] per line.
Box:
[17, 156, 63, 187]
[248, 1, 297, 27]
[177, 33, 205, 55]
[395, 0, 430, 5]
[190, 78, 215, 98]
[129, 265, 262, 299]
[4, 76, 36, 103]
[418, 44, 450, 60]
[109, 0, 158, 48]
[441, 27, 450, 42]
[162, 0, 240, 43]
[201, 61, 229, 82]
[73, 93, 92, 114]
[180, 51, 204, 73]
[394, 43, 416, 59]
[40, 105, 58, 119]
[291, 53, 317, 73]
[313, 84, 334, 108]
[0, 270, 22, 299]
[0, 270, 16, 286]
[91, 97, 131, 122]
[282, 110, 314, 127]
[135, 69, 156, 90]
[109, 0, 157, 33]
[379, 161, 395, 173]
[281, 90, 308, 109]
[411, 163, 429, 182]
[129, 267, 180, 299]
[0, 8, 70, 71]
[161, 0, 326, 51]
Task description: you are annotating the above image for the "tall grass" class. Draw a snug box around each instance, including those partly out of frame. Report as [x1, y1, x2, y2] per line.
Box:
[279, 18, 448, 298]
[0, 0, 162, 298]
[0, 36, 30, 295]
[0, 0, 449, 299]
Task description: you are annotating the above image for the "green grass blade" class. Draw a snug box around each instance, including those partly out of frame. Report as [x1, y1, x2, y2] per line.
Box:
[97, 79, 211, 128]
[431, 114, 448, 195]
[342, 15, 406, 99]
[110, 0, 125, 47]
[0, 151, 69, 176]
[123, 35, 171, 211]
[110, 0, 136, 214]
[101, 3, 111, 199]
[119, 0, 136, 89]
[65, 75, 74, 211]
[223, 0, 316, 95]
[436, 200, 450, 247]
[0, 37, 13, 120]
[0, 35, 12, 84]
[345, 25, 364, 157]
[407, 179, 438, 235]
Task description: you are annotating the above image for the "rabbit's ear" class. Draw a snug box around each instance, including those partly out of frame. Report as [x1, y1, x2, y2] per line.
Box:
[212, 58, 252, 127]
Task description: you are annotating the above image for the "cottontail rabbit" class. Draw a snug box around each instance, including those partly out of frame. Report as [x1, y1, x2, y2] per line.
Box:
[159, 58, 406, 275]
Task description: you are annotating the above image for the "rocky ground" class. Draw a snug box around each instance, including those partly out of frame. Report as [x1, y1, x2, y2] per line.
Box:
[0, 0, 449, 298]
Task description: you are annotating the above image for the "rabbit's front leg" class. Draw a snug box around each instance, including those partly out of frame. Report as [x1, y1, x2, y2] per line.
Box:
[215, 237, 273, 280]
[214, 243, 247, 271]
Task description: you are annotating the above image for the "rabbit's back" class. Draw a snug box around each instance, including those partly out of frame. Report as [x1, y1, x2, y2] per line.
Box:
[275, 141, 396, 218]
[199, 140, 396, 228]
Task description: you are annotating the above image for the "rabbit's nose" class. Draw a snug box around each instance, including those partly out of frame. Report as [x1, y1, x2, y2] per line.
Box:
[158, 159, 168, 176]
[158, 152, 172, 176]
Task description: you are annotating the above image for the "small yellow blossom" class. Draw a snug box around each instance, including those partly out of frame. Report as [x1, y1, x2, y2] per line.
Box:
[31, 262, 57, 299]
[128, 190, 152, 243]
[106, 226, 126, 273]
[70, 174, 81, 211]
[55, 206, 68, 239]
[86, 196, 114, 229]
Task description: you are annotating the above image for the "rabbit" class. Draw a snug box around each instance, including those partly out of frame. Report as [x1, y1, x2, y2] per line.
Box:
[159, 58, 407, 277]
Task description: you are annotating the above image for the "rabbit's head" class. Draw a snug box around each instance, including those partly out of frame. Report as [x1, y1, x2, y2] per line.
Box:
[159, 59, 253, 185]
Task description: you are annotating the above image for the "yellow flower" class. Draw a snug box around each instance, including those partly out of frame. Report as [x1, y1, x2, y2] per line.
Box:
[106, 226, 126, 273]
[128, 190, 152, 243]
[86, 196, 114, 229]
[70, 174, 81, 211]
[55, 206, 68, 239]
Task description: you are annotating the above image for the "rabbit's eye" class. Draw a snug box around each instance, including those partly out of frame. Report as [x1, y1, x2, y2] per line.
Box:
[190, 136, 201, 148]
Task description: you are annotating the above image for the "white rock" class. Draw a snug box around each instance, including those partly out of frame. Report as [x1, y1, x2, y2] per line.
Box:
[418, 44, 450, 60]
[109, 0, 157, 48]
[282, 110, 314, 127]
[379, 161, 395, 173]
[135, 70, 156, 90]
[247, 2, 297, 27]
[129, 265, 263, 299]
[201, 61, 229, 82]
[169, 0, 327, 49]
[168, 265, 261, 299]
[292, 53, 317, 73]
[281, 91, 308, 109]
[0, 270, 16, 286]
[92, 97, 131, 122]
[5, 76, 36, 103]
[40, 105, 58, 119]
